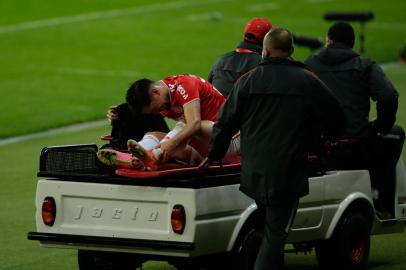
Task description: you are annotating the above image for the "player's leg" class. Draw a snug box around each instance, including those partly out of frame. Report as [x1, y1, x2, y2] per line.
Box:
[97, 149, 145, 170]
[167, 145, 203, 166]
[128, 131, 165, 156]
[98, 131, 165, 170]
[149, 121, 186, 160]
[148, 121, 203, 166]
[130, 122, 185, 159]
[189, 121, 240, 160]
[189, 120, 214, 157]
[225, 132, 241, 156]
[151, 121, 202, 166]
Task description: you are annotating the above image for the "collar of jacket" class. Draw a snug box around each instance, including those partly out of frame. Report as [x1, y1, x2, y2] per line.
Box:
[260, 56, 306, 68]
[316, 42, 359, 65]
[236, 40, 263, 54]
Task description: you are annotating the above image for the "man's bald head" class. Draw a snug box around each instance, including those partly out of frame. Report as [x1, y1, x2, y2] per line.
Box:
[262, 28, 294, 58]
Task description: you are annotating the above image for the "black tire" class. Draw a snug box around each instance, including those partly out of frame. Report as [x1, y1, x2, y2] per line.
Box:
[234, 228, 263, 270]
[315, 212, 371, 270]
[78, 250, 145, 270]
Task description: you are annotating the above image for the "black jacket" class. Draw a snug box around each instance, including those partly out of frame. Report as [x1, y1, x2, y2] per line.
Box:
[305, 43, 398, 138]
[208, 41, 262, 97]
[110, 103, 169, 150]
[208, 57, 345, 205]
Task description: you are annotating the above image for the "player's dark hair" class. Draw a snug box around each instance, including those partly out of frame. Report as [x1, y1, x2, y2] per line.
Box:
[328, 22, 355, 48]
[268, 28, 294, 53]
[126, 78, 153, 113]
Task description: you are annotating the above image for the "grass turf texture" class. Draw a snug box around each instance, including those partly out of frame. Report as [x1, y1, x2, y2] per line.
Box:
[1, 0, 406, 138]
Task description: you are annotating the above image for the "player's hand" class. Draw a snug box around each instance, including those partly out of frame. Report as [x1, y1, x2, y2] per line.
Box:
[107, 105, 118, 125]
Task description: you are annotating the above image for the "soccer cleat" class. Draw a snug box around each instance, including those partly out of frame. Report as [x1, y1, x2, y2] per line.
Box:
[97, 148, 145, 170]
[127, 139, 158, 171]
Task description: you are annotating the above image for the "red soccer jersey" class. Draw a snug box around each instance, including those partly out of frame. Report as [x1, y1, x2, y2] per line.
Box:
[161, 75, 225, 121]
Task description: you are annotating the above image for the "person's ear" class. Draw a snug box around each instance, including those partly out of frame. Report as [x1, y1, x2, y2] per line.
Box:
[262, 47, 271, 58]
[262, 49, 267, 58]
[290, 46, 294, 54]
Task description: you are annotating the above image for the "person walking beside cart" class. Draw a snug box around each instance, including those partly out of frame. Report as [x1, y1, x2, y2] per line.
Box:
[201, 28, 345, 270]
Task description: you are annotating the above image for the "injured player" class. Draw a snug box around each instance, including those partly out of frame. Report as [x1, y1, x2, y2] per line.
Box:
[97, 74, 240, 171]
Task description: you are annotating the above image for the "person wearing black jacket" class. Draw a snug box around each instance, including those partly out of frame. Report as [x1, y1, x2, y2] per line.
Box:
[202, 28, 345, 270]
[106, 103, 169, 150]
[208, 18, 272, 97]
[305, 22, 398, 139]
[305, 22, 404, 218]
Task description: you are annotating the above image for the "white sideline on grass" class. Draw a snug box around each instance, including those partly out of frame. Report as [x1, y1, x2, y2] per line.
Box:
[0, 120, 106, 146]
[0, 0, 230, 34]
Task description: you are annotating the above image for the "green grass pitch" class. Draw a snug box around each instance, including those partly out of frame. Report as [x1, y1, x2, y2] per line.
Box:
[1, 0, 406, 138]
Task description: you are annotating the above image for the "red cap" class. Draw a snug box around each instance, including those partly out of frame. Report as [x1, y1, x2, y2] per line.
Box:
[244, 18, 272, 43]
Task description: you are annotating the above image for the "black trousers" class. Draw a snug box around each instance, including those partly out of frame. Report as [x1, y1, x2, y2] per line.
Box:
[254, 199, 299, 270]
[369, 125, 405, 210]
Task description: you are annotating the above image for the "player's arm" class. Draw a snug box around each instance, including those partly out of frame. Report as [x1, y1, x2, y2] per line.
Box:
[368, 63, 398, 133]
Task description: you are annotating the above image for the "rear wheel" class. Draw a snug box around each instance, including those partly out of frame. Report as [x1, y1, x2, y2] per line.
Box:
[234, 228, 263, 270]
[315, 212, 371, 270]
[78, 250, 145, 270]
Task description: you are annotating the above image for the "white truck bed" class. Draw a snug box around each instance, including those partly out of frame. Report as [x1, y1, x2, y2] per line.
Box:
[28, 144, 406, 270]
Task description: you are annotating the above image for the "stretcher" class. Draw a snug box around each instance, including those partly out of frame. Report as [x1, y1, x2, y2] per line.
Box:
[115, 155, 241, 179]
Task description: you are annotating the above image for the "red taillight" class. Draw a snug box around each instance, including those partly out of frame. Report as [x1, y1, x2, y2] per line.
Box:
[171, 204, 186, 234]
[41, 197, 56, 226]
